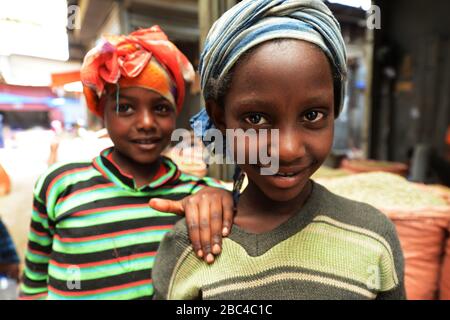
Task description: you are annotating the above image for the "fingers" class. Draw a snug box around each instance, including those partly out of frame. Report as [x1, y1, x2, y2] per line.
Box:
[209, 195, 223, 256]
[221, 194, 234, 237]
[185, 199, 202, 258]
[199, 195, 214, 264]
[149, 198, 184, 215]
[158, 188, 235, 265]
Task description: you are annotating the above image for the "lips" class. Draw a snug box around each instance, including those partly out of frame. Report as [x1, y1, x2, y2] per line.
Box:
[132, 138, 160, 144]
[131, 136, 162, 143]
[252, 164, 311, 189]
[269, 169, 309, 189]
[130, 137, 162, 151]
[275, 172, 299, 177]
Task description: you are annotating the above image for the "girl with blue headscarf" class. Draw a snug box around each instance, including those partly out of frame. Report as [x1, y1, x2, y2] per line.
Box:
[152, 0, 406, 300]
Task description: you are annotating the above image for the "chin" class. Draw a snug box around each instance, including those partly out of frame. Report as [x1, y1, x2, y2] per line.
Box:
[133, 153, 162, 165]
[263, 183, 308, 202]
[245, 164, 312, 202]
[248, 174, 310, 203]
[124, 142, 168, 165]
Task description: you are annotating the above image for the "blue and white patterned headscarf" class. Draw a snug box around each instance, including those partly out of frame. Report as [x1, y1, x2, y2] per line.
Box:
[191, 0, 347, 137]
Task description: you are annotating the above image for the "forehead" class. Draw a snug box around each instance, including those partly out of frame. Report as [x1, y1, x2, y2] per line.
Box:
[111, 86, 162, 98]
[226, 40, 334, 106]
[104, 86, 172, 104]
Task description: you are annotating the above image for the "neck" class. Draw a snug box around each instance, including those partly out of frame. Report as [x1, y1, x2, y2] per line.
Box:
[235, 179, 313, 233]
[111, 149, 161, 188]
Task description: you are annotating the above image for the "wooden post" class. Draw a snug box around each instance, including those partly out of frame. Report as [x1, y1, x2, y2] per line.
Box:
[198, 0, 237, 50]
[362, 13, 374, 159]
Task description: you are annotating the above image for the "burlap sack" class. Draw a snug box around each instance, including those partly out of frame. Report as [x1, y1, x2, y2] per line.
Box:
[432, 185, 450, 300]
[340, 159, 408, 176]
[384, 208, 450, 300]
[439, 234, 450, 300]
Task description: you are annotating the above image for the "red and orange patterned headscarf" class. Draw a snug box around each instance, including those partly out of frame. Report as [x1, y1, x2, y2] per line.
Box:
[81, 26, 195, 117]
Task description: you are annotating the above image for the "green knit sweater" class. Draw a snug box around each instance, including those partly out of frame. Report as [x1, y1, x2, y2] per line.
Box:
[153, 181, 406, 300]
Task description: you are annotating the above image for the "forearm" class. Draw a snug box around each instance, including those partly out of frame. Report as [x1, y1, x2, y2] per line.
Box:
[19, 196, 53, 300]
[19, 240, 51, 300]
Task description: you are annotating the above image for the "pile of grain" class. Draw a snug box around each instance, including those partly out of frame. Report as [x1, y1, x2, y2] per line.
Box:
[321, 172, 447, 211]
[311, 166, 350, 180]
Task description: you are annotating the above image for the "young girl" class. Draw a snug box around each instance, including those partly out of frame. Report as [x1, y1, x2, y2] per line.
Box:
[19, 26, 233, 300]
[152, 0, 406, 300]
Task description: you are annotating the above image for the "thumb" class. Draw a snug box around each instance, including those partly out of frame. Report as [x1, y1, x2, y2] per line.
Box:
[149, 198, 185, 215]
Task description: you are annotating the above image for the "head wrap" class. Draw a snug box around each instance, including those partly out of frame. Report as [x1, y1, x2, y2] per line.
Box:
[81, 26, 195, 117]
[190, 0, 347, 138]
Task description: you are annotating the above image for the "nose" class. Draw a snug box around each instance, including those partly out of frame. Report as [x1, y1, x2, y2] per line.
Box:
[136, 108, 157, 132]
[277, 127, 306, 165]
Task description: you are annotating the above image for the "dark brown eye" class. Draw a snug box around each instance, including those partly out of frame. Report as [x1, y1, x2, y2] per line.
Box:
[304, 111, 324, 123]
[245, 114, 268, 125]
[117, 103, 133, 113]
[154, 104, 174, 114]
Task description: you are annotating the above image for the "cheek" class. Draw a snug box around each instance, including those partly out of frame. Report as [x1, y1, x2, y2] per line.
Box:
[242, 135, 270, 162]
[158, 116, 176, 137]
[224, 108, 240, 130]
[323, 121, 334, 150]
[309, 124, 334, 162]
[104, 115, 129, 138]
[224, 111, 264, 161]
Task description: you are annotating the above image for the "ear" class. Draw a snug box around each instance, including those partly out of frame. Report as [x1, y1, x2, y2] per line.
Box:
[205, 99, 226, 134]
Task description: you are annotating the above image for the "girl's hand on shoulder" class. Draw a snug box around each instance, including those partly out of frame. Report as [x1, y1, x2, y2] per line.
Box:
[149, 187, 234, 264]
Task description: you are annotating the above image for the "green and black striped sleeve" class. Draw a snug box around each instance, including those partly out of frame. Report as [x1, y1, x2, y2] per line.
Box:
[19, 163, 87, 300]
[20, 168, 56, 299]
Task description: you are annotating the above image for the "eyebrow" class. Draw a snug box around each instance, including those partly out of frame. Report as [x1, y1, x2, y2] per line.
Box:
[302, 94, 333, 106]
[117, 93, 172, 105]
[234, 99, 276, 109]
[117, 93, 137, 101]
[234, 94, 332, 109]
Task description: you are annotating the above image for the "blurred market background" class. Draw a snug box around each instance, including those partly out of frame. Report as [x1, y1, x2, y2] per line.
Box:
[0, 0, 449, 300]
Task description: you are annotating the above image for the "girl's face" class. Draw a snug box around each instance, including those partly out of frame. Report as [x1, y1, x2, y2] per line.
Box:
[103, 86, 176, 166]
[209, 40, 335, 202]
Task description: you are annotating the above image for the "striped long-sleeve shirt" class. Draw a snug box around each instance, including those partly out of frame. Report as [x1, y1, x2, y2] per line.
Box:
[20, 147, 223, 300]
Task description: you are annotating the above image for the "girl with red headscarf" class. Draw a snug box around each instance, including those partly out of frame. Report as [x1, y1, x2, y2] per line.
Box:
[19, 26, 233, 300]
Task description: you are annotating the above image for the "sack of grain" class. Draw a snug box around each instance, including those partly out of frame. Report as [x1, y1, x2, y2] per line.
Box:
[383, 209, 449, 300]
[430, 185, 450, 300]
[415, 184, 450, 300]
[340, 159, 409, 177]
[440, 234, 450, 300]
[320, 172, 450, 300]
